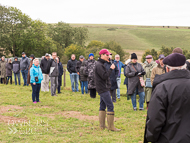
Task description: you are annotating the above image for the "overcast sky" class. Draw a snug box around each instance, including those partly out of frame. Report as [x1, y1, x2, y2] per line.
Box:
[1, 0, 190, 26]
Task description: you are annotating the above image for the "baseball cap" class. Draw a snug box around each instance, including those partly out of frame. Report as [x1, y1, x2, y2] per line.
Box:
[99, 49, 111, 55]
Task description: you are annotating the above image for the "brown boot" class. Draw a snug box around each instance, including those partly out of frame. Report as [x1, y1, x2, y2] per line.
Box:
[99, 110, 107, 130]
[107, 111, 121, 131]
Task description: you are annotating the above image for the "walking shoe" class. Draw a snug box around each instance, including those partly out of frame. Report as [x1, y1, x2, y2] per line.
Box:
[33, 101, 37, 104]
[139, 108, 144, 111]
[107, 112, 121, 131]
[133, 107, 137, 111]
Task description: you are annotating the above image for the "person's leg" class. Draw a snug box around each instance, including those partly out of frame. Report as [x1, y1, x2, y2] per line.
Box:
[41, 74, 46, 92]
[14, 73, 17, 85]
[21, 70, 25, 85]
[17, 73, 21, 85]
[116, 78, 121, 99]
[139, 92, 145, 110]
[130, 91, 137, 110]
[36, 84, 41, 102]
[57, 86, 60, 93]
[55, 77, 58, 94]
[10, 76, 12, 84]
[70, 74, 75, 92]
[90, 89, 96, 98]
[84, 81, 88, 94]
[31, 84, 36, 102]
[25, 70, 28, 86]
[46, 75, 50, 92]
[74, 73, 79, 92]
[50, 77, 55, 96]
[81, 81, 84, 94]
[6, 77, 9, 85]
[111, 90, 116, 102]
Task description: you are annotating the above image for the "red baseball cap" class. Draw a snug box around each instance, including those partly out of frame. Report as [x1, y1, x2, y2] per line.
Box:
[99, 49, 111, 55]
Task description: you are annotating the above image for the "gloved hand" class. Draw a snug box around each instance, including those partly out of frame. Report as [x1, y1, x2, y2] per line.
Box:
[135, 72, 138, 76]
[141, 71, 146, 75]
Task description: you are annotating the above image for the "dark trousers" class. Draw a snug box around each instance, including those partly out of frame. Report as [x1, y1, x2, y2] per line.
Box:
[90, 88, 96, 98]
[99, 91, 114, 112]
[6, 76, 12, 84]
[31, 83, 41, 102]
[14, 73, 21, 85]
[81, 81, 88, 94]
[21, 70, 28, 86]
[1, 78, 6, 84]
[110, 89, 116, 102]
[57, 86, 61, 93]
[0, 78, 2, 84]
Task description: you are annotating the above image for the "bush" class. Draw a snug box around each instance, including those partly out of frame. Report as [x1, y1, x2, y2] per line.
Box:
[87, 40, 104, 49]
[141, 49, 158, 63]
[64, 44, 85, 60]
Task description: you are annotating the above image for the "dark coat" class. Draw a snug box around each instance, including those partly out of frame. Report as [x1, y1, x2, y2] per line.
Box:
[124, 65, 128, 85]
[58, 62, 63, 86]
[145, 69, 190, 143]
[49, 59, 59, 77]
[67, 59, 77, 74]
[6, 63, 12, 77]
[85, 59, 96, 89]
[186, 61, 190, 71]
[125, 62, 145, 95]
[75, 60, 82, 73]
[27, 60, 34, 85]
[12, 61, 20, 74]
[40, 58, 50, 74]
[104, 60, 118, 90]
[94, 58, 112, 94]
[79, 60, 88, 81]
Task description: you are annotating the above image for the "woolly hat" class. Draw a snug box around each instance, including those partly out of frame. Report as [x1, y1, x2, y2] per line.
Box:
[89, 53, 94, 57]
[163, 53, 186, 67]
[131, 53, 138, 60]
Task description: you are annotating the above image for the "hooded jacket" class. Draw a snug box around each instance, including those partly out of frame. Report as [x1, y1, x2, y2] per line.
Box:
[12, 60, 20, 74]
[145, 69, 190, 143]
[30, 64, 43, 84]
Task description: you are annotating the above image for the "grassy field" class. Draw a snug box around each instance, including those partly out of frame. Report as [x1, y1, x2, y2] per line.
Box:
[0, 72, 146, 143]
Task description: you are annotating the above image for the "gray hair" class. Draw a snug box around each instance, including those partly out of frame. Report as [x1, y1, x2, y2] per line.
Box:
[166, 63, 187, 71]
[115, 54, 120, 58]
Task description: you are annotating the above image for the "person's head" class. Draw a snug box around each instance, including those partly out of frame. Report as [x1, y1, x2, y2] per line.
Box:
[33, 58, 39, 66]
[88, 53, 94, 60]
[29, 54, 35, 60]
[45, 53, 49, 59]
[115, 54, 120, 61]
[172, 47, 183, 54]
[1, 56, 5, 61]
[131, 53, 138, 63]
[22, 52, 26, 58]
[79, 55, 84, 62]
[99, 49, 111, 61]
[158, 54, 165, 66]
[52, 52, 57, 60]
[8, 58, 12, 63]
[146, 55, 153, 63]
[163, 53, 186, 72]
[14, 57, 18, 61]
[71, 54, 76, 60]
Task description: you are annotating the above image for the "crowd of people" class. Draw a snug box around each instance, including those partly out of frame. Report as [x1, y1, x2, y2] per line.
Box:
[1, 47, 190, 140]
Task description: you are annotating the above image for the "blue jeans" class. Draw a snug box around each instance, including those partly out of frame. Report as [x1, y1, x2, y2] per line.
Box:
[116, 77, 121, 99]
[99, 91, 114, 112]
[31, 83, 41, 102]
[70, 73, 79, 92]
[14, 73, 20, 85]
[21, 70, 28, 86]
[131, 88, 145, 109]
[6, 76, 12, 84]
[81, 81, 88, 94]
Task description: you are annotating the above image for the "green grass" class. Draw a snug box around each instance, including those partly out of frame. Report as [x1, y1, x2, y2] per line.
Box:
[0, 72, 146, 143]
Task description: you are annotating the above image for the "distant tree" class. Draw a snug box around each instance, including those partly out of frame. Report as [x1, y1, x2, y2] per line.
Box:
[159, 45, 174, 57]
[185, 52, 190, 59]
[86, 40, 104, 49]
[141, 49, 158, 63]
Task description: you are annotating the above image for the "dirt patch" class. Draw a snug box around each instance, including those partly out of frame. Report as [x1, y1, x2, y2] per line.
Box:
[36, 111, 120, 121]
[0, 105, 26, 124]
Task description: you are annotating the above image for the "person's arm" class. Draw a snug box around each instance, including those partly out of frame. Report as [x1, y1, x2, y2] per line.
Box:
[96, 64, 113, 80]
[150, 68, 156, 85]
[60, 64, 63, 75]
[30, 68, 35, 84]
[115, 63, 119, 77]
[146, 85, 167, 142]
[125, 66, 136, 78]
[121, 62, 125, 68]
[75, 62, 79, 74]
[67, 61, 71, 74]
[26, 58, 30, 70]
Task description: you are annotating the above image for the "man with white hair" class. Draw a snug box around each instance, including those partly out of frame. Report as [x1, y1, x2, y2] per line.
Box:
[114, 54, 125, 100]
[145, 53, 190, 143]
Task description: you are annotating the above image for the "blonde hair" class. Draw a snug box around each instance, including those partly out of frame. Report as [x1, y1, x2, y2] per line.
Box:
[33, 58, 39, 64]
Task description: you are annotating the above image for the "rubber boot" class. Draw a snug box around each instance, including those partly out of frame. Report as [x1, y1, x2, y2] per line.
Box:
[99, 111, 107, 130]
[107, 111, 121, 131]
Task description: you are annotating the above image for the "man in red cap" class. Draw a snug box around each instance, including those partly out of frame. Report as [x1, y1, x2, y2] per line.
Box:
[94, 49, 120, 131]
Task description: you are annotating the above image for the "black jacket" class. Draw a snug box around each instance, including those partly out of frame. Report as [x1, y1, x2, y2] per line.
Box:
[145, 69, 190, 143]
[104, 60, 118, 90]
[75, 60, 82, 73]
[40, 58, 50, 74]
[58, 62, 63, 86]
[186, 61, 190, 71]
[67, 59, 77, 74]
[79, 60, 88, 81]
[94, 58, 113, 94]
[12, 61, 20, 74]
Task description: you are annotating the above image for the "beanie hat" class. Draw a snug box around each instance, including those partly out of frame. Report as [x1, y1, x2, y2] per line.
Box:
[89, 53, 94, 58]
[131, 53, 138, 60]
[163, 53, 186, 67]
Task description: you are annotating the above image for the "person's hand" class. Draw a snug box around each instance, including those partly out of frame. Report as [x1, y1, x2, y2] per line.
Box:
[33, 83, 36, 85]
[138, 72, 142, 76]
[77, 72, 79, 75]
[141, 71, 146, 75]
[135, 72, 138, 76]
[110, 64, 115, 69]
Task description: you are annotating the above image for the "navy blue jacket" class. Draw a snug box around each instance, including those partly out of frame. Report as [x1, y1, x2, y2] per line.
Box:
[58, 62, 63, 86]
[104, 60, 119, 90]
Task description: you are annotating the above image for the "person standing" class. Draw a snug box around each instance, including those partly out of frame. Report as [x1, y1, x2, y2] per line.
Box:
[67, 54, 79, 92]
[12, 57, 21, 85]
[124, 59, 131, 100]
[0, 56, 7, 84]
[20, 52, 30, 86]
[75, 55, 85, 86]
[49, 52, 59, 96]
[114, 54, 125, 100]
[151, 54, 165, 85]
[57, 57, 63, 94]
[30, 58, 43, 103]
[6, 59, 12, 84]
[125, 53, 146, 111]
[80, 60, 88, 94]
[40, 53, 50, 92]
[27, 54, 35, 85]
[85, 53, 97, 98]
[95, 49, 120, 131]
[145, 53, 190, 143]
[104, 54, 119, 103]
[143, 55, 157, 109]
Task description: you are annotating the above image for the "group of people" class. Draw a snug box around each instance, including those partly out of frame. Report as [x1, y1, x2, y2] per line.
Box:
[0, 52, 64, 103]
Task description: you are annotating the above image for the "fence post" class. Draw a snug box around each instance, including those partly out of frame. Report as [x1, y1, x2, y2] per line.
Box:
[64, 69, 66, 87]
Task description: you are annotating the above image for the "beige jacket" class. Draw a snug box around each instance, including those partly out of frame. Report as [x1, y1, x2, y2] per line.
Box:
[151, 64, 165, 85]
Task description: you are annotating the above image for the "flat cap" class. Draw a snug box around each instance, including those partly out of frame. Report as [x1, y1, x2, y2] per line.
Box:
[146, 55, 153, 59]
[163, 53, 186, 67]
